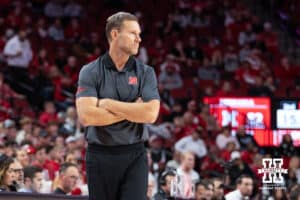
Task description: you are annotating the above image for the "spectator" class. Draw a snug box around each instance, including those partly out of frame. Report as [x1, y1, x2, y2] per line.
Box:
[176, 152, 200, 199]
[235, 125, 257, 150]
[152, 170, 176, 200]
[16, 117, 33, 145]
[53, 163, 79, 195]
[65, 151, 79, 165]
[5, 3, 22, 29]
[15, 149, 30, 168]
[211, 178, 225, 200]
[63, 56, 79, 85]
[278, 134, 297, 157]
[216, 81, 235, 97]
[175, 127, 207, 159]
[65, 136, 80, 152]
[64, 0, 83, 18]
[220, 141, 237, 162]
[39, 101, 58, 126]
[64, 18, 83, 42]
[0, 154, 17, 191]
[149, 135, 172, 174]
[35, 18, 48, 39]
[274, 57, 297, 81]
[227, 151, 254, 187]
[2, 119, 18, 144]
[238, 23, 256, 46]
[31, 146, 48, 169]
[147, 150, 158, 197]
[239, 43, 252, 62]
[158, 60, 182, 90]
[48, 19, 64, 41]
[19, 166, 43, 193]
[44, 0, 64, 18]
[288, 157, 300, 185]
[184, 36, 203, 66]
[235, 60, 258, 85]
[290, 185, 300, 200]
[224, 45, 239, 73]
[166, 150, 181, 170]
[225, 175, 254, 200]
[248, 76, 273, 96]
[3, 29, 33, 84]
[257, 22, 278, 52]
[267, 188, 288, 200]
[9, 158, 24, 191]
[44, 146, 65, 180]
[147, 174, 155, 200]
[170, 40, 186, 63]
[194, 179, 214, 200]
[60, 106, 77, 136]
[216, 126, 240, 150]
[198, 57, 220, 81]
[198, 104, 219, 132]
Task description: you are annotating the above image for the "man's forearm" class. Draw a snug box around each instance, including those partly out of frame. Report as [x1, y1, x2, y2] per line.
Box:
[76, 98, 124, 126]
[100, 99, 159, 123]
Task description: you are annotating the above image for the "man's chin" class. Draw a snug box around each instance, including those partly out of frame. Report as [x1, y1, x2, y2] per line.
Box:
[131, 49, 139, 55]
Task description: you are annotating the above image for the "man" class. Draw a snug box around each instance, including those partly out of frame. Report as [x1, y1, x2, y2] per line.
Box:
[3, 29, 33, 94]
[225, 175, 253, 200]
[176, 152, 200, 199]
[53, 163, 80, 195]
[195, 180, 214, 200]
[19, 166, 43, 193]
[152, 170, 176, 200]
[211, 178, 225, 200]
[76, 12, 160, 200]
[175, 127, 207, 159]
[15, 149, 30, 167]
[227, 151, 254, 187]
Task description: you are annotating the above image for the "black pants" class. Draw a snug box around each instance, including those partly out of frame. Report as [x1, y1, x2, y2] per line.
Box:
[86, 143, 148, 200]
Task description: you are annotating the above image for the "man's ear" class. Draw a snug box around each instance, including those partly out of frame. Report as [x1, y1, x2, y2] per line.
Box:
[111, 29, 119, 41]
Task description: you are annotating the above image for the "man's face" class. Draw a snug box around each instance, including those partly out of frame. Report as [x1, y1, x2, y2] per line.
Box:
[238, 178, 253, 197]
[182, 153, 195, 170]
[195, 185, 206, 200]
[36, 148, 47, 163]
[18, 31, 26, 41]
[16, 150, 29, 167]
[212, 180, 224, 198]
[147, 179, 154, 198]
[205, 184, 214, 200]
[32, 172, 43, 192]
[114, 20, 141, 55]
[162, 175, 175, 194]
[62, 166, 79, 193]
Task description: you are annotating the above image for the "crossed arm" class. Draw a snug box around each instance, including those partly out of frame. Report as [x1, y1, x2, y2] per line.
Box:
[76, 97, 160, 126]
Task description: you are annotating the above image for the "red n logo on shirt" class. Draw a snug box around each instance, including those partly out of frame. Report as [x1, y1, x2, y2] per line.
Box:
[128, 76, 138, 85]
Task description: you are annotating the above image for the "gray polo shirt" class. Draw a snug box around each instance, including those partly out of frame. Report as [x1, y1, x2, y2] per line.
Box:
[76, 53, 160, 146]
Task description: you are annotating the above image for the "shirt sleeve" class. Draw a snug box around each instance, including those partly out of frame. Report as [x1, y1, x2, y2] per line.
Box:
[141, 67, 160, 102]
[76, 65, 98, 98]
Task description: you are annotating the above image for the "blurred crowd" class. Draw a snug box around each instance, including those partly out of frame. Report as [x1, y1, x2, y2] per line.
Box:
[0, 0, 300, 199]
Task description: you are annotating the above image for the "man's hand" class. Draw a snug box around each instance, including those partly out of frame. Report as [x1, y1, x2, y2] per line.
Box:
[135, 97, 143, 103]
[98, 98, 109, 109]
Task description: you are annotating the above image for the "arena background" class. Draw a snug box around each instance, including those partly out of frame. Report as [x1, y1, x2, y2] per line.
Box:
[0, 0, 300, 199]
